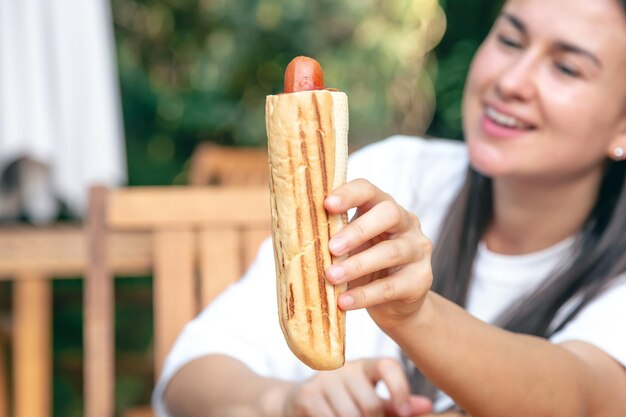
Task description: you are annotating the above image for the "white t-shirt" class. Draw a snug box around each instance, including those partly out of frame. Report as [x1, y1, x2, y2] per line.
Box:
[152, 136, 626, 416]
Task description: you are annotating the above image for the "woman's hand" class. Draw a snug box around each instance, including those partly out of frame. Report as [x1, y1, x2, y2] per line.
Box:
[282, 357, 432, 417]
[324, 179, 433, 329]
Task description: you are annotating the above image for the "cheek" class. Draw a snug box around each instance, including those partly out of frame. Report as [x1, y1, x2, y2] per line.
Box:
[467, 139, 510, 176]
[464, 47, 492, 98]
[462, 57, 485, 127]
[462, 44, 502, 120]
[541, 84, 620, 155]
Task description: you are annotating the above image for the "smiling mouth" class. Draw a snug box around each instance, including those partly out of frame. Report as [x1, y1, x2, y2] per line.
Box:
[485, 106, 536, 130]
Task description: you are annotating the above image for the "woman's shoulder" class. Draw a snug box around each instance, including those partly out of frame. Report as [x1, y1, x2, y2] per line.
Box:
[349, 135, 467, 182]
[346, 136, 468, 239]
[348, 135, 467, 170]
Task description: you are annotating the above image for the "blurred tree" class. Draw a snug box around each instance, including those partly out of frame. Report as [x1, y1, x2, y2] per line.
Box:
[428, 0, 504, 139]
[111, 0, 446, 186]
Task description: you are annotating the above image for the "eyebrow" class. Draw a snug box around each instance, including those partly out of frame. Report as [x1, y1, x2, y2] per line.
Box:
[501, 12, 603, 69]
[502, 13, 526, 34]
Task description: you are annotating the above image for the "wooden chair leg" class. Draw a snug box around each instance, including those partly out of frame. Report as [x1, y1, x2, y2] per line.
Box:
[0, 335, 7, 417]
[13, 277, 51, 417]
[85, 186, 114, 417]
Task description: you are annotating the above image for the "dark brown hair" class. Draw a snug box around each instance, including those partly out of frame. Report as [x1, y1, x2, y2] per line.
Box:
[408, 0, 626, 397]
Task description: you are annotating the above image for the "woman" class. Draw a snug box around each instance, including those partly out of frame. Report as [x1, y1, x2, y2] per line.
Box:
[157, 0, 626, 415]
[323, 0, 626, 414]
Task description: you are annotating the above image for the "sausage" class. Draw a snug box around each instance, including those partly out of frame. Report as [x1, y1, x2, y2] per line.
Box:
[284, 56, 325, 93]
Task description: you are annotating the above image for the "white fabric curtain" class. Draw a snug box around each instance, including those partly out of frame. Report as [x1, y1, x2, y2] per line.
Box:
[0, 0, 126, 222]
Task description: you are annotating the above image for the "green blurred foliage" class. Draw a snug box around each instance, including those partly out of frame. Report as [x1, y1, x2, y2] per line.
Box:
[112, 0, 446, 186]
[428, 0, 504, 139]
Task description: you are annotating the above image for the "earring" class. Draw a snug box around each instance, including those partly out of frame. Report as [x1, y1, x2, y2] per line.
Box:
[614, 147, 625, 161]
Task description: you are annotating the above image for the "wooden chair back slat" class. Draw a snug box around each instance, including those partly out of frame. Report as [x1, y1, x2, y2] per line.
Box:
[243, 228, 271, 269]
[153, 229, 197, 378]
[198, 229, 241, 307]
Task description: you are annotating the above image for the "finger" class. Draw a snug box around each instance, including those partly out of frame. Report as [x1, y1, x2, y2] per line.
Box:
[303, 393, 337, 417]
[343, 373, 385, 417]
[338, 263, 432, 311]
[322, 380, 362, 417]
[290, 382, 337, 417]
[325, 179, 393, 218]
[329, 200, 412, 257]
[326, 238, 415, 285]
[383, 395, 434, 416]
[359, 358, 413, 416]
[374, 358, 413, 416]
[315, 401, 339, 417]
[407, 395, 434, 416]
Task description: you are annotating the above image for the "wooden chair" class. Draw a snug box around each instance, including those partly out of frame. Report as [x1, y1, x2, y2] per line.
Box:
[0, 225, 151, 417]
[84, 185, 271, 417]
[188, 142, 269, 187]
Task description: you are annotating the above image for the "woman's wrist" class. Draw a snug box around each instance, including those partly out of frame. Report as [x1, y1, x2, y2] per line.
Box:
[378, 290, 438, 356]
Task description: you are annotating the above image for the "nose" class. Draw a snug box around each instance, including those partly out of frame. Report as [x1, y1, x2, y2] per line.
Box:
[495, 52, 538, 102]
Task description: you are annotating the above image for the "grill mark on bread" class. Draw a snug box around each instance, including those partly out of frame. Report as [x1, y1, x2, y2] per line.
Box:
[314, 94, 336, 292]
[300, 139, 331, 350]
[295, 206, 302, 246]
[300, 250, 314, 345]
[314, 94, 336, 349]
[306, 309, 314, 348]
[296, 124, 314, 333]
[313, 95, 329, 195]
[287, 129, 297, 217]
[269, 173, 285, 273]
[288, 283, 295, 319]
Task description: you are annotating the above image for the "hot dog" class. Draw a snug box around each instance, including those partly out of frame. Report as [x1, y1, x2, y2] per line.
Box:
[266, 56, 348, 370]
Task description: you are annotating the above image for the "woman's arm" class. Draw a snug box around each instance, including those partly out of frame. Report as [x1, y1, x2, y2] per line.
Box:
[163, 355, 290, 417]
[323, 180, 626, 417]
[392, 292, 626, 417]
[163, 354, 433, 417]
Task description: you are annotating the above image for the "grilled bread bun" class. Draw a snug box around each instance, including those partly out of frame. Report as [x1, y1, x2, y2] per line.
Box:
[266, 88, 349, 370]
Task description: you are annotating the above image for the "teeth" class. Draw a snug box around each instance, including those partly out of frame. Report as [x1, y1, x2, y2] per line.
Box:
[486, 106, 527, 128]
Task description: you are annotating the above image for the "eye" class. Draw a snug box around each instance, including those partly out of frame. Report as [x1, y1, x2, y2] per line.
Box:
[555, 61, 581, 78]
[497, 34, 522, 49]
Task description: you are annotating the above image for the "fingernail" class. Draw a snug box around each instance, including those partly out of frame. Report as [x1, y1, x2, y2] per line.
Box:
[326, 265, 345, 282]
[326, 195, 341, 207]
[329, 236, 347, 254]
[340, 294, 354, 309]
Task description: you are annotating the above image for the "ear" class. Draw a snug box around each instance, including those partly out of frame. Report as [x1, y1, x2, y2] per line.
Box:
[607, 118, 626, 161]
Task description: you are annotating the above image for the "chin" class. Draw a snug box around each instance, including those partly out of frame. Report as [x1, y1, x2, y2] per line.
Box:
[467, 137, 509, 178]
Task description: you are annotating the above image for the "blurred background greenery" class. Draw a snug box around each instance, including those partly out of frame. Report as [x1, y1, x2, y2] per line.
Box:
[115, 0, 502, 187]
[46, 0, 503, 415]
